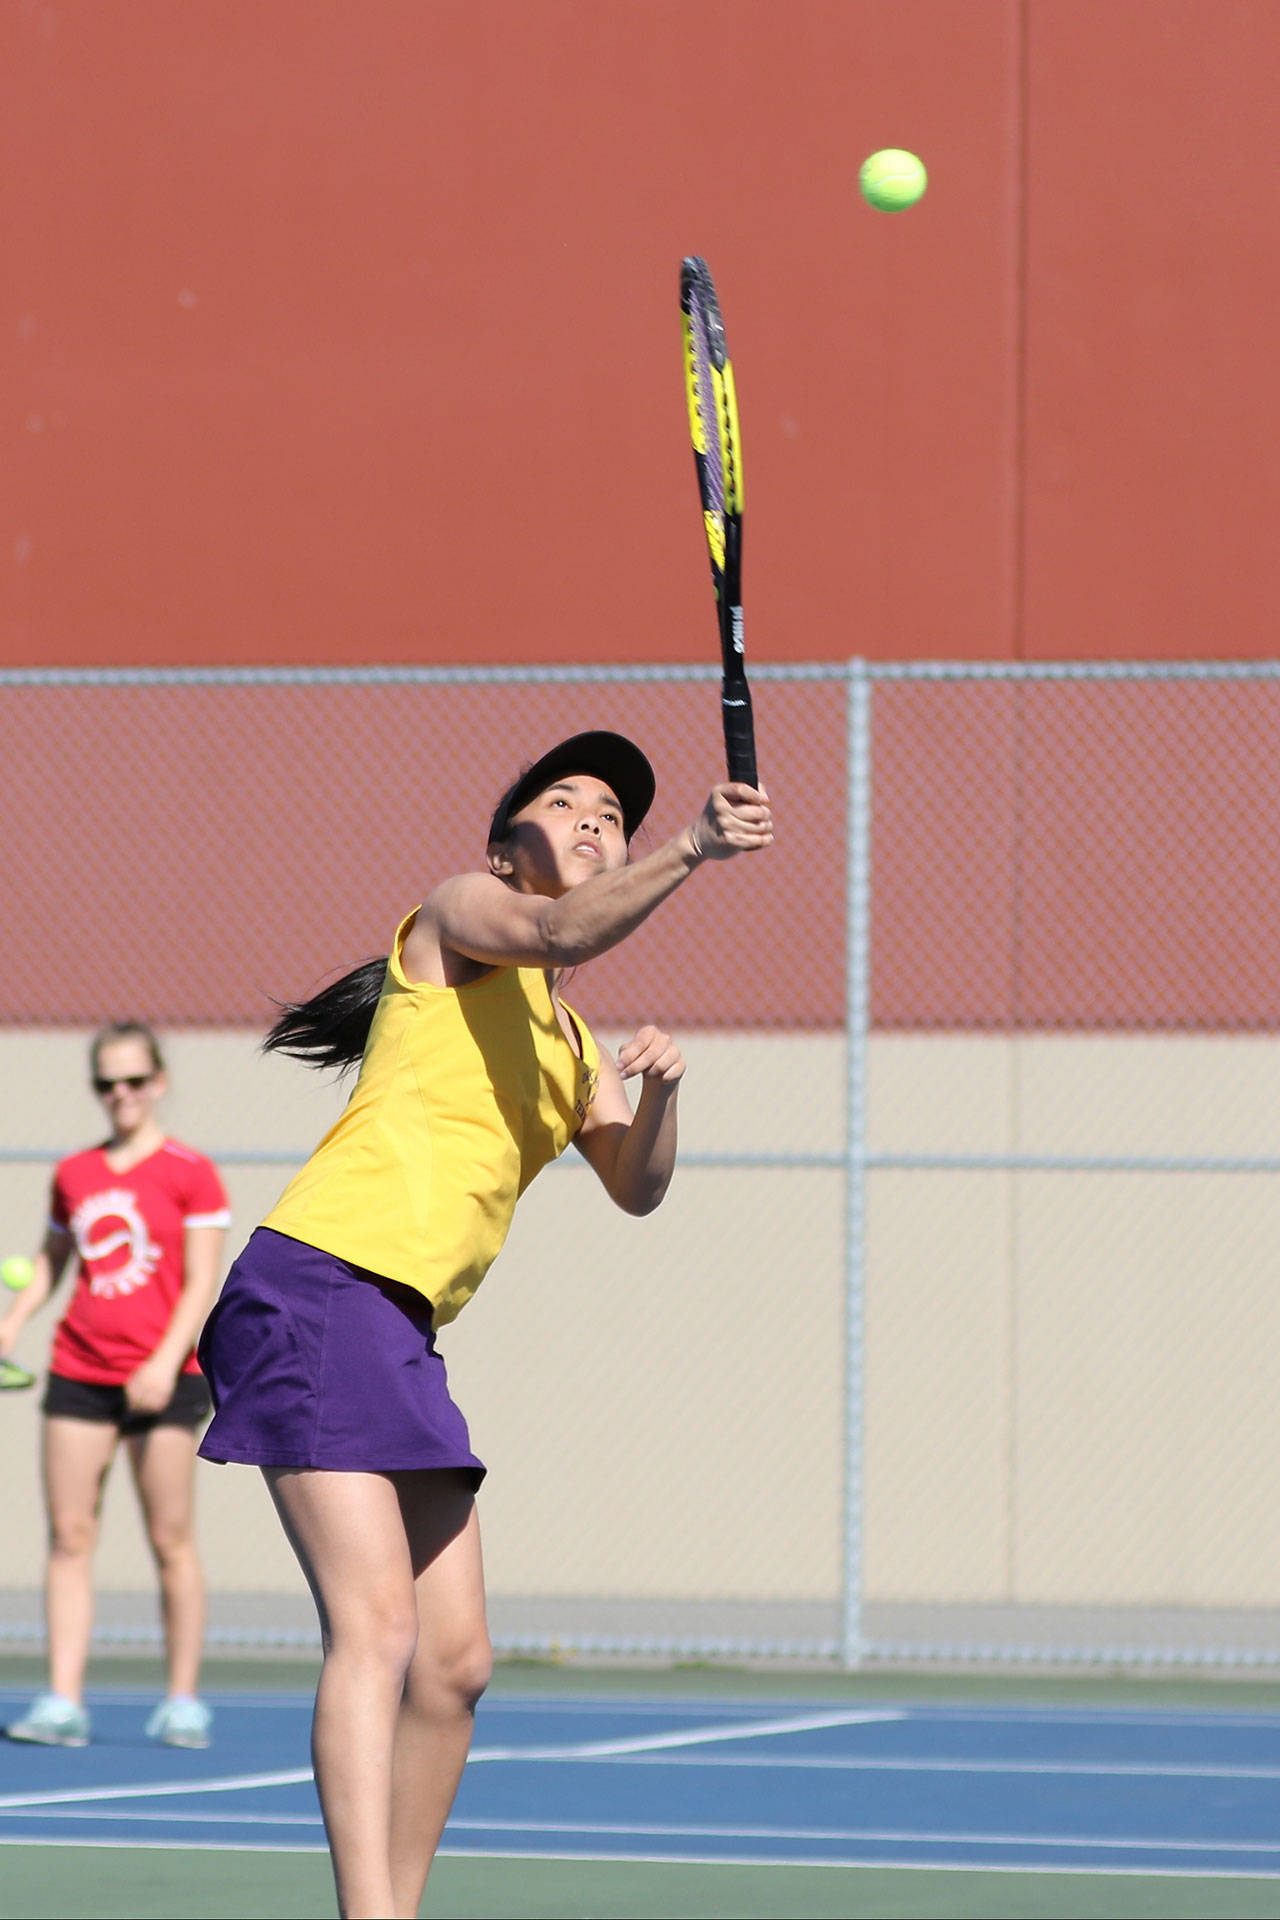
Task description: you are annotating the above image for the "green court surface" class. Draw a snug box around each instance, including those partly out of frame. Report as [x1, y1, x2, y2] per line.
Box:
[5, 1654, 1280, 1919]
[5, 1845, 1280, 1920]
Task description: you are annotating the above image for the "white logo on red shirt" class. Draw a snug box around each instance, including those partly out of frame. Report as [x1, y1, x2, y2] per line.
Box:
[70, 1189, 161, 1298]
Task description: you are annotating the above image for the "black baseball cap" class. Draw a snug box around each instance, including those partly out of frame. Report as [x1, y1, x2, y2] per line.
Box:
[488, 731, 656, 844]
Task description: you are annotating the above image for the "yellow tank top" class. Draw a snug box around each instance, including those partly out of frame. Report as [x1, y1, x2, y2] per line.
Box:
[263, 911, 600, 1324]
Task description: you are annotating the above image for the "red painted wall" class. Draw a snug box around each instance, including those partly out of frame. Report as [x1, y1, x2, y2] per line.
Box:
[3, 0, 1020, 667]
[9, 2, 1273, 673]
[1022, 1, 1280, 661]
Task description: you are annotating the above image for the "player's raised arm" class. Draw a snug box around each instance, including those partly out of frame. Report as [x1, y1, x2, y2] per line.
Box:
[409, 782, 769, 979]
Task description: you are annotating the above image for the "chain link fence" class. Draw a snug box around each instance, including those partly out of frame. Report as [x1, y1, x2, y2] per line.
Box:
[1, 660, 1278, 1668]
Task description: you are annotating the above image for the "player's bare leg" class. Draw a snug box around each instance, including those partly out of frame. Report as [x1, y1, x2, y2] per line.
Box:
[388, 1473, 490, 1915]
[128, 1424, 205, 1699]
[42, 1416, 118, 1702]
[265, 1466, 423, 1920]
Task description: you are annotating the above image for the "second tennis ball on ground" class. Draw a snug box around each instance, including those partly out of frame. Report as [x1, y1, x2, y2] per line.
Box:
[859, 149, 927, 211]
[2, 1256, 34, 1291]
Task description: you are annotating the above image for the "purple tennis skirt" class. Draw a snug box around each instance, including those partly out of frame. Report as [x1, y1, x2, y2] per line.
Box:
[197, 1228, 485, 1481]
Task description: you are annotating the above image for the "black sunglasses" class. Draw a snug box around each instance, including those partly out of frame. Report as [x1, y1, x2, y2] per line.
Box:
[93, 1074, 154, 1096]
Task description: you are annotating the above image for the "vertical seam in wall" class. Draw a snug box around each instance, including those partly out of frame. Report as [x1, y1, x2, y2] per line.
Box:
[1003, 0, 1032, 1607]
[1009, 0, 1030, 665]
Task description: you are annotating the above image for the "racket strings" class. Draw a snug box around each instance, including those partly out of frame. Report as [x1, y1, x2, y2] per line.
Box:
[687, 303, 726, 511]
[687, 299, 729, 587]
[720, 380, 741, 519]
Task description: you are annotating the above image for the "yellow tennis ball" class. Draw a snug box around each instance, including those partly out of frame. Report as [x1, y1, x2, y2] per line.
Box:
[860, 149, 927, 212]
[2, 1256, 34, 1291]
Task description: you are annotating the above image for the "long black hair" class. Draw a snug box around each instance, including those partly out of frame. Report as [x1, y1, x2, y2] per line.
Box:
[263, 774, 528, 1074]
[262, 958, 389, 1073]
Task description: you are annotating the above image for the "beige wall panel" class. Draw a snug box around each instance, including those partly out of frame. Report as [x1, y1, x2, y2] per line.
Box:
[1012, 1173, 1280, 1607]
[864, 1171, 1012, 1602]
[440, 1164, 844, 1601]
[1014, 1035, 1280, 1160]
[648, 1033, 844, 1157]
[867, 1036, 1016, 1157]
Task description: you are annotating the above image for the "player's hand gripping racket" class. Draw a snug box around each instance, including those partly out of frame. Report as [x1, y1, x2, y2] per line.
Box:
[680, 256, 758, 788]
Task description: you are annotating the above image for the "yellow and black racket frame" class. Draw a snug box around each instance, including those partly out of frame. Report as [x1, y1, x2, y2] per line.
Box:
[680, 255, 757, 787]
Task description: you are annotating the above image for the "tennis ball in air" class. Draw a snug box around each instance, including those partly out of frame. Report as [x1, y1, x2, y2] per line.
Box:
[2, 1256, 34, 1291]
[859, 149, 927, 212]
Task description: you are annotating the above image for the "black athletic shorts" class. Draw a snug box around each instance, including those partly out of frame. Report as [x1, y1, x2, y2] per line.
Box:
[41, 1371, 212, 1436]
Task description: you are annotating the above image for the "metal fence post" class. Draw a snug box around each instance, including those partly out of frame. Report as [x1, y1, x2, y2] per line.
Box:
[842, 659, 872, 1668]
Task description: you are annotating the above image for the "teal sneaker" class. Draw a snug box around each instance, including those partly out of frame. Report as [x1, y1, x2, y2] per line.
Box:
[6, 1692, 90, 1746]
[145, 1695, 212, 1749]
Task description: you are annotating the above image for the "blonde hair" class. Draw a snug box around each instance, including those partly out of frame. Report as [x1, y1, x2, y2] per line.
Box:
[89, 1021, 165, 1079]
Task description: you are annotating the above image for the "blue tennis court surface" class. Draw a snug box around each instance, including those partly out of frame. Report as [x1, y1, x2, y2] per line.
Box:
[3, 1686, 1280, 1878]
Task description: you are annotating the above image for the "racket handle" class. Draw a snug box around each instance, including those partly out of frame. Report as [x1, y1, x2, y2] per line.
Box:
[722, 682, 758, 788]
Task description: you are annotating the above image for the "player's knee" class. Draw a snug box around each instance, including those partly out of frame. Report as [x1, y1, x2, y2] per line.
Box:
[329, 1592, 421, 1678]
[146, 1519, 195, 1566]
[48, 1513, 97, 1559]
[429, 1623, 493, 1714]
[454, 1628, 493, 1709]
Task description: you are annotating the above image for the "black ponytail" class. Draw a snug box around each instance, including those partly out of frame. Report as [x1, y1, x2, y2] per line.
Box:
[263, 958, 388, 1073]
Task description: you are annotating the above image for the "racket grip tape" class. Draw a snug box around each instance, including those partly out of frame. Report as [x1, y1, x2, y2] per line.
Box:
[722, 683, 758, 788]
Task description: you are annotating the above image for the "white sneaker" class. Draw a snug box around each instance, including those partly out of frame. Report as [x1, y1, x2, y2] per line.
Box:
[7, 1692, 90, 1746]
[145, 1695, 212, 1748]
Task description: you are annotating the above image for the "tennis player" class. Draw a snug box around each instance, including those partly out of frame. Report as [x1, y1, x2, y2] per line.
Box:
[0, 1023, 230, 1749]
[196, 731, 772, 1920]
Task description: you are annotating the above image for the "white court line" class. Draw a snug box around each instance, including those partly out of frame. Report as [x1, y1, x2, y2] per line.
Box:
[0, 1711, 894, 1811]
[444, 1818, 1280, 1858]
[566, 1750, 1280, 1781]
[0, 1827, 1274, 1873]
[435, 1845, 1280, 1882]
[0, 1808, 324, 1827]
[0, 1768, 311, 1811]
[468, 1707, 902, 1760]
[901, 1705, 1280, 1730]
[6, 1804, 1280, 1861]
[1, 1834, 1278, 1879]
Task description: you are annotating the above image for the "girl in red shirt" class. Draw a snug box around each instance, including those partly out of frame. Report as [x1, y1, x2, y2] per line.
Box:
[0, 1023, 230, 1748]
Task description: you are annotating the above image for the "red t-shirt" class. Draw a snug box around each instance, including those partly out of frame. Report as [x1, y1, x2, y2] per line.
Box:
[49, 1140, 231, 1385]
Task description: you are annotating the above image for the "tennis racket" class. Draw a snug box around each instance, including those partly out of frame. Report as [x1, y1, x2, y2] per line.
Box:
[680, 256, 758, 787]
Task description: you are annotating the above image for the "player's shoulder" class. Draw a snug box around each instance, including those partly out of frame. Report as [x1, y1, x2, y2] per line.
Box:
[157, 1139, 218, 1172]
[159, 1139, 200, 1163]
[160, 1128, 217, 1159]
[423, 869, 506, 908]
[404, 872, 511, 966]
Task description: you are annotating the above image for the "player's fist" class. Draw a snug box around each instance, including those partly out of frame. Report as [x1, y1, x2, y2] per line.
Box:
[617, 1025, 686, 1084]
[124, 1356, 179, 1415]
[688, 783, 773, 860]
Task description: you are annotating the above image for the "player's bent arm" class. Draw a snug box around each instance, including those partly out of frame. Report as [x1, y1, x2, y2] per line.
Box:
[0, 1228, 74, 1354]
[575, 1040, 681, 1217]
[149, 1224, 226, 1378]
[125, 1223, 225, 1412]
